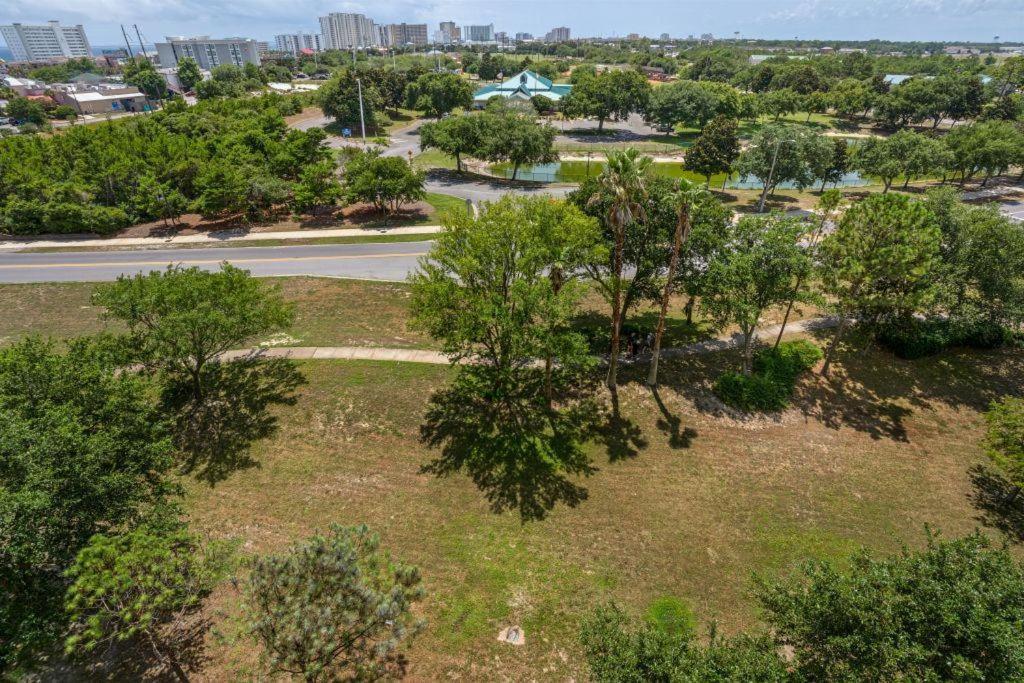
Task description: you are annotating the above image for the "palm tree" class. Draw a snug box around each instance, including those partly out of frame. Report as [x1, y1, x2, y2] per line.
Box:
[590, 149, 652, 392]
[648, 179, 707, 388]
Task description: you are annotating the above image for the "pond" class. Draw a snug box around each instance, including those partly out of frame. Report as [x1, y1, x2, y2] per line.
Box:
[488, 160, 872, 189]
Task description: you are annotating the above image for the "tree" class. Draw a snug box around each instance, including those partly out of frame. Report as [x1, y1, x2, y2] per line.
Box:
[591, 149, 651, 391]
[814, 138, 849, 191]
[404, 71, 473, 118]
[830, 78, 876, 120]
[93, 264, 295, 404]
[854, 130, 949, 193]
[65, 526, 232, 682]
[291, 159, 344, 215]
[320, 69, 383, 129]
[191, 160, 249, 218]
[53, 104, 77, 121]
[0, 338, 174, 668]
[246, 525, 424, 682]
[419, 113, 483, 172]
[176, 57, 202, 92]
[737, 123, 832, 212]
[479, 110, 558, 180]
[341, 149, 425, 215]
[757, 531, 1024, 681]
[411, 196, 605, 518]
[645, 80, 740, 131]
[775, 190, 842, 347]
[985, 397, 1024, 504]
[648, 180, 708, 387]
[123, 58, 166, 100]
[701, 214, 811, 374]
[927, 187, 1024, 328]
[580, 604, 788, 682]
[5, 96, 47, 125]
[758, 87, 802, 121]
[411, 195, 601, 404]
[136, 174, 187, 227]
[945, 120, 1023, 187]
[682, 115, 739, 186]
[818, 193, 941, 376]
[561, 69, 651, 132]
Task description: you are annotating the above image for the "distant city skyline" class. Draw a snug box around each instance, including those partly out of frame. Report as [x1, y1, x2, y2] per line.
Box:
[1, 0, 1020, 49]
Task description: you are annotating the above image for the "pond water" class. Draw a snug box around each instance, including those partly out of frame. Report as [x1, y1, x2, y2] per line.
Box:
[488, 161, 872, 189]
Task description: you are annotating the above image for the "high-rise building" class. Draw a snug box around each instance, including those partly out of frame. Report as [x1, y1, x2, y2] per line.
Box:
[155, 36, 261, 69]
[439, 21, 460, 43]
[515, 32, 534, 41]
[495, 31, 509, 45]
[274, 32, 323, 55]
[544, 26, 570, 43]
[0, 21, 92, 62]
[383, 23, 428, 47]
[319, 13, 380, 49]
[255, 41, 270, 55]
[463, 24, 495, 43]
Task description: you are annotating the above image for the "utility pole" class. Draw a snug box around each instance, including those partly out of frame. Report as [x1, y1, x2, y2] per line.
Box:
[356, 77, 367, 142]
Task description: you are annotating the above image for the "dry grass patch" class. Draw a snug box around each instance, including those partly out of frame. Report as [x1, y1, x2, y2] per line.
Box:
[180, 343, 1023, 680]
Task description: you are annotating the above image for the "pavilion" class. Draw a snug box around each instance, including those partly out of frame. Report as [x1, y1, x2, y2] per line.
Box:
[472, 70, 572, 108]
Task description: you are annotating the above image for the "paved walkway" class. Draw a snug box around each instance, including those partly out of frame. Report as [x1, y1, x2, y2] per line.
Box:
[0, 225, 442, 252]
[226, 316, 838, 366]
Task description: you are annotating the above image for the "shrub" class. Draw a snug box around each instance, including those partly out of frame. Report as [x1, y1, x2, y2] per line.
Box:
[876, 317, 1012, 359]
[644, 597, 696, 638]
[715, 340, 822, 412]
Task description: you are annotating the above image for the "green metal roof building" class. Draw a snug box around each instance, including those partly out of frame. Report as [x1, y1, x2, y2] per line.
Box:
[472, 70, 572, 107]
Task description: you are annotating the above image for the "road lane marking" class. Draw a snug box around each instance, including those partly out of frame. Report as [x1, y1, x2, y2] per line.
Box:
[0, 251, 430, 270]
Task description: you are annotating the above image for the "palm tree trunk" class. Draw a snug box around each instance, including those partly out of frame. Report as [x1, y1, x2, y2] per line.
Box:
[648, 204, 690, 387]
[607, 224, 625, 392]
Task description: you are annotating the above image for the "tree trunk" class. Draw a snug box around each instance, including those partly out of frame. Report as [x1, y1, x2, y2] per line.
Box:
[774, 294, 798, 349]
[191, 364, 204, 404]
[883, 178, 892, 193]
[149, 632, 189, 683]
[757, 183, 772, 212]
[903, 176, 910, 190]
[684, 295, 696, 324]
[648, 203, 690, 387]
[607, 222, 625, 393]
[821, 318, 848, 377]
[741, 330, 755, 375]
[455, 152, 462, 172]
[597, 116, 605, 133]
[512, 162, 520, 181]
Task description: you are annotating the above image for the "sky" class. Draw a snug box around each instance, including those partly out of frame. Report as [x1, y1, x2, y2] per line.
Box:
[2, 0, 1021, 47]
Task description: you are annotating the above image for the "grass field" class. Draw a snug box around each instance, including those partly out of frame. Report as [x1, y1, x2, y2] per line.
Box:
[6, 273, 1020, 679]
[184, 342, 1023, 680]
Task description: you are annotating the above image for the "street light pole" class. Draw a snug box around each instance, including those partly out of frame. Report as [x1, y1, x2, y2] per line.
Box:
[356, 78, 367, 143]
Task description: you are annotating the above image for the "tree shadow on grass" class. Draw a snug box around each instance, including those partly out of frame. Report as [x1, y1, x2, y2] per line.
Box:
[419, 366, 602, 521]
[162, 355, 306, 486]
[969, 465, 1024, 543]
[41, 613, 211, 682]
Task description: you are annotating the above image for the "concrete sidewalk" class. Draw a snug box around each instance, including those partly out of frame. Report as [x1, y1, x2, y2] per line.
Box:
[0, 225, 442, 252]
[224, 316, 838, 366]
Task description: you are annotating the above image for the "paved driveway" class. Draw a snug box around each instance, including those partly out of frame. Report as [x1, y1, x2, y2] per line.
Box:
[1001, 199, 1024, 223]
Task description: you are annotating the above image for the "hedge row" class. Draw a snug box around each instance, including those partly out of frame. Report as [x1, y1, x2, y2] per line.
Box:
[714, 340, 823, 412]
[875, 318, 1013, 360]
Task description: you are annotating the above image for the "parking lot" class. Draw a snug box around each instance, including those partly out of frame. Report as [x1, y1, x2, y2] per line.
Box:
[1002, 199, 1024, 223]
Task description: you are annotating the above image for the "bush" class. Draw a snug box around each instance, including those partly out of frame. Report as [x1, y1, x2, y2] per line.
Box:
[715, 340, 822, 412]
[876, 317, 1012, 359]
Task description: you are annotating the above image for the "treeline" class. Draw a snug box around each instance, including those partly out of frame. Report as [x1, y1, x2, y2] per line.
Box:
[0, 93, 425, 235]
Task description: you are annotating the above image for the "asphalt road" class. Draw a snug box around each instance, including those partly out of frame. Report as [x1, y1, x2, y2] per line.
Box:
[0, 241, 431, 283]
